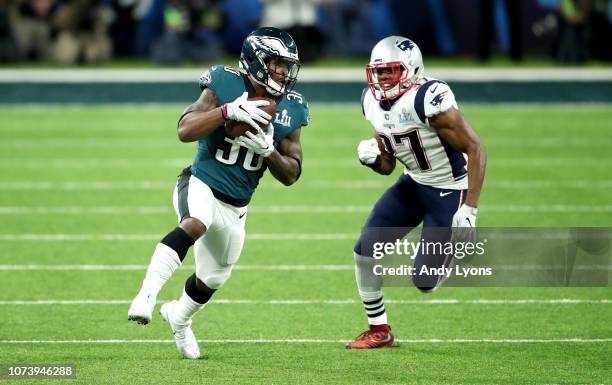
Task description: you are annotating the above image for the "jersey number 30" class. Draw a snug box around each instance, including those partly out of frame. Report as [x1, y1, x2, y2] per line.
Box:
[215, 136, 264, 171]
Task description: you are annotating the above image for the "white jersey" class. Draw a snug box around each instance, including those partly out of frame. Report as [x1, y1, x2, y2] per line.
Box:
[362, 77, 468, 190]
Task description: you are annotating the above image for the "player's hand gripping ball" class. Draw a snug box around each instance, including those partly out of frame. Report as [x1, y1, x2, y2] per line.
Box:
[224, 94, 277, 137]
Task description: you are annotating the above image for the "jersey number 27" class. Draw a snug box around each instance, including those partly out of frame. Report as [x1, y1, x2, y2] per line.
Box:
[379, 129, 432, 171]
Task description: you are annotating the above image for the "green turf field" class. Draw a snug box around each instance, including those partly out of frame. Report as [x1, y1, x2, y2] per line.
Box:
[0, 105, 610, 384]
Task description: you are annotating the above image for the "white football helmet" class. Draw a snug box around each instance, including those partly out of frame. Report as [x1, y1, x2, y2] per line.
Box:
[366, 36, 424, 100]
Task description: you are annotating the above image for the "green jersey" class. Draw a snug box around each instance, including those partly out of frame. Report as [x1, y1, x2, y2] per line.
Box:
[190, 64, 309, 206]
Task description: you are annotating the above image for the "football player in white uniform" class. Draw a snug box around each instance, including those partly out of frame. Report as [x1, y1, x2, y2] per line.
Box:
[347, 36, 486, 349]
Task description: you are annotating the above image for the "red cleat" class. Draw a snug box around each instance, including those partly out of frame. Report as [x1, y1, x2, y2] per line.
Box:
[346, 324, 395, 349]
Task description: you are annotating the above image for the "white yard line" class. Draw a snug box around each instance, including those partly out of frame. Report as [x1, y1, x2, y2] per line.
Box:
[0, 204, 611, 215]
[0, 206, 171, 214]
[0, 180, 610, 190]
[4, 102, 612, 109]
[0, 299, 609, 305]
[0, 233, 356, 241]
[0, 159, 189, 169]
[0, 264, 610, 272]
[0, 230, 609, 241]
[0, 264, 354, 271]
[1, 137, 610, 149]
[0, 338, 610, 344]
[0, 158, 608, 169]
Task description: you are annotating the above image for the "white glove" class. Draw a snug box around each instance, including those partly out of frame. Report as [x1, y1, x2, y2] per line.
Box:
[222, 92, 271, 130]
[452, 204, 477, 228]
[236, 124, 275, 158]
[451, 204, 478, 244]
[357, 138, 381, 165]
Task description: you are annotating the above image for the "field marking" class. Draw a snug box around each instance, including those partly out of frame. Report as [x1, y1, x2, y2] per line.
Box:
[0, 231, 609, 241]
[1, 338, 610, 345]
[1, 230, 610, 241]
[0, 299, 609, 305]
[1, 137, 611, 149]
[0, 159, 190, 169]
[0, 264, 610, 272]
[0, 233, 356, 241]
[0, 204, 611, 215]
[0, 158, 610, 170]
[0, 206, 172, 214]
[0, 264, 354, 271]
[0, 180, 611, 190]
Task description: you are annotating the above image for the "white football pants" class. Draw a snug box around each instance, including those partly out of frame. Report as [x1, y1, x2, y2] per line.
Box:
[172, 174, 246, 289]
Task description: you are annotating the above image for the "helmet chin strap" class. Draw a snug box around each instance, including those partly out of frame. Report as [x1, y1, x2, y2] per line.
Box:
[378, 84, 401, 100]
[266, 87, 282, 96]
[248, 73, 283, 96]
[265, 78, 284, 96]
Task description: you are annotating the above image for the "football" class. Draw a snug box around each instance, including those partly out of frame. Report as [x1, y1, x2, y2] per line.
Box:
[225, 97, 277, 137]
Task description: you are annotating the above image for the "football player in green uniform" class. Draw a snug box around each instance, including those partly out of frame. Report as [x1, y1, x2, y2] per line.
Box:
[128, 27, 309, 359]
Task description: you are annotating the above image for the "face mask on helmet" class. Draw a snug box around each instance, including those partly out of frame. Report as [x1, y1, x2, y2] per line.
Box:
[366, 61, 415, 101]
[257, 51, 300, 95]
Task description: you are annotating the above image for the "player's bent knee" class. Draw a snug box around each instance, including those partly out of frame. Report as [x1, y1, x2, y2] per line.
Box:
[412, 274, 437, 293]
[185, 273, 215, 304]
[180, 217, 206, 240]
[416, 286, 435, 293]
[353, 241, 364, 257]
[195, 276, 215, 295]
[202, 268, 233, 290]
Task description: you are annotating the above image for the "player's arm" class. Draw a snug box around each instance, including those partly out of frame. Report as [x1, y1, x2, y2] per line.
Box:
[266, 128, 303, 186]
[378, 154, 396, 175]
[177, 89, 271, 142]
[357, 134, 396, 176]
[429, 108, 486, 207]
[366, 148, 396, 176]
[177, 88, 224, 142]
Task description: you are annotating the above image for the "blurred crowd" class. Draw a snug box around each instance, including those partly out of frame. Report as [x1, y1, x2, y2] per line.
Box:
[0, 0, 610, 64]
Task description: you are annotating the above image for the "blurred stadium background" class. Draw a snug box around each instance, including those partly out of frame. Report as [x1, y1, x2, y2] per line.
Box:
[2, 0, 612, 64]
[0, 0, 611, 384]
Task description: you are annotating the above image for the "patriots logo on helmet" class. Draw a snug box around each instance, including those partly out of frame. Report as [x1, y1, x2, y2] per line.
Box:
[396, 39, 415, 52]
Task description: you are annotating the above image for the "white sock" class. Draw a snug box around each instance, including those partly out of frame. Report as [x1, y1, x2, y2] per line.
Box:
[354, 253, 388, 326]
[140, 243, 181, 297]
[171, 290, 206, 326]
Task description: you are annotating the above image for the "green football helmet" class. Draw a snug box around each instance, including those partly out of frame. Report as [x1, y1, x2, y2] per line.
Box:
[239, 27, 300, 96]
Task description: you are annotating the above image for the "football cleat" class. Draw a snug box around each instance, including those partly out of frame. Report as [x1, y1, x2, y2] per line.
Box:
[128, 291, 156, 325]
[346, 324, 395, 349]
[160, 301, 201, 360]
